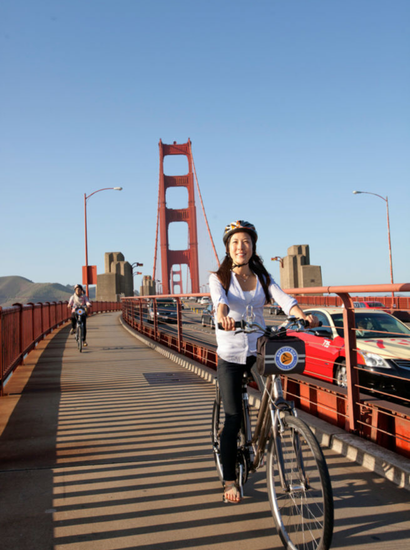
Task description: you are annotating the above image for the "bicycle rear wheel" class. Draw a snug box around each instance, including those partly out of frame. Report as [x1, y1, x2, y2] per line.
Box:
[77, 324, 83, 352]
[266, 415, 333, 550]
[211, 391, 224, 483]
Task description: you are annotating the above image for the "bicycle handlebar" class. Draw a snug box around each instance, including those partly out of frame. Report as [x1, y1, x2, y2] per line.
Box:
[217, 316, 319, 336]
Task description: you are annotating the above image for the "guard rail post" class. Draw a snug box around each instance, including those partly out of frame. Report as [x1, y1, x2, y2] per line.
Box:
[139, 300, 143, 331]
[176, 298, 182, 353]
[337, 292, 361, 434]
[12, 303, 23, 369]
[153, 299, 158, 341]
[27, 303, 35, 345]
[132, 299, 135, 329]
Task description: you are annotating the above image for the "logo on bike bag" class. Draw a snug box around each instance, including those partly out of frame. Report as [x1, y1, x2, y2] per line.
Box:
[274, 346, 299, 371]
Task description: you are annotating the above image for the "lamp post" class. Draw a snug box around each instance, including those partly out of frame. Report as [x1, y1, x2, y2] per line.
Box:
[353, 190, 394, 298]
[84, 187, 123, 298]
[271, 256, 284, 268]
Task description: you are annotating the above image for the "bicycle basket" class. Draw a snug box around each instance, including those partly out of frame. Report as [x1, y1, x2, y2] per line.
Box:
[256, 335, 306, 376]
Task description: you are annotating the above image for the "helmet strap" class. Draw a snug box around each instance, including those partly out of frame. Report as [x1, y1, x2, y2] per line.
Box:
[231, 261, 250, 269]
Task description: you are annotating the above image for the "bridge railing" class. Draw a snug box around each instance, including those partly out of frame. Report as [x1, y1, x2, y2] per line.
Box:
[294, 293, 410, 319]
[122, 283, 410, 460]
[0, 300, 121, 394]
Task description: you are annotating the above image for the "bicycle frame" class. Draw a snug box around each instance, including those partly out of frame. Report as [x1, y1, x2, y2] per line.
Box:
[243, 371, 297, 474]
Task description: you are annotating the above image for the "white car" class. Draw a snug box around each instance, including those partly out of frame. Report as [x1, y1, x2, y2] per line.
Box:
[200, 297, 210, 305]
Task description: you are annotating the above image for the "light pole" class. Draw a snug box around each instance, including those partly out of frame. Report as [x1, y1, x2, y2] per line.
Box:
[271, 256, 284, 268]
[84, 187, 123, 297]
[353, 190, 394, 298]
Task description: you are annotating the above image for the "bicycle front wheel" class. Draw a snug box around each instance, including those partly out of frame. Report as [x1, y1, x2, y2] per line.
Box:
[77, 325, 83, 352]
[267, 415, 334, 550]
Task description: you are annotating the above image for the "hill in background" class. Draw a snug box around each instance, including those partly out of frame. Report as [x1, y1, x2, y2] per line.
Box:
[0, 276, 95, 307]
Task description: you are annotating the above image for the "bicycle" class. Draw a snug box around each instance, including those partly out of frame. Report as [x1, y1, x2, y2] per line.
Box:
[73, 307, 86, 352]
[211, 310, 334, 550]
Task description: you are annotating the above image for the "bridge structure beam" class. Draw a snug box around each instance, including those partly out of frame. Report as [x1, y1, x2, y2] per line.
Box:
[157, 139, 199, 295]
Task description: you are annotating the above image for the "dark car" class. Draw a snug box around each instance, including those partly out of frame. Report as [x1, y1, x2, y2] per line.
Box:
[147, 298, 178, 324]
[268, 302, 284, 316]
[201, 304, 215, 329]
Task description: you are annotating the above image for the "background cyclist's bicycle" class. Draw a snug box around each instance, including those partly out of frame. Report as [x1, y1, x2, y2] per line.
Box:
[73, 307, 86, 352]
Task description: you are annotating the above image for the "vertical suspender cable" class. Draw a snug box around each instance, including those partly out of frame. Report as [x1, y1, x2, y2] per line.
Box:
[190, 143, 220, 268]
[152, 159, 161, 281]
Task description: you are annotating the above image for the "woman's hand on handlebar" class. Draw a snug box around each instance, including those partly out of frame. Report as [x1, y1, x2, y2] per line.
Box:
[218, 315, 237, 331]
[217, 303, 236, 331]
[304, 313, 320, 328]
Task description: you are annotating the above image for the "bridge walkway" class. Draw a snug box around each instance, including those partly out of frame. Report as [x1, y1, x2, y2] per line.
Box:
[1, 312, 410, 550]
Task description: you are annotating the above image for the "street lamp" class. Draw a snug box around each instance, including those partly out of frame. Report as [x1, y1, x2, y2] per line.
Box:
[132, 262, 143, 277]
[271, 256, 284, 268]
[84, 187, 123, 297]
[353, 190, 394, 298]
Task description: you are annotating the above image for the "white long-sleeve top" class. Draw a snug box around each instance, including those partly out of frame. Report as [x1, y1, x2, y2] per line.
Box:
[209, 272, 297, 364]
[68, 294, 91, 313]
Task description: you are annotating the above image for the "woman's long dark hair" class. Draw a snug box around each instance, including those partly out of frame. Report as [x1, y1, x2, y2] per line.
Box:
[214, 233, 271, 304]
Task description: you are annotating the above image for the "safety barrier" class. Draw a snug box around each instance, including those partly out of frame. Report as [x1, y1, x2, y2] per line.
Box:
[296, 294, 410, 309]
[0, 300, 121, 394]
[122, 283, 410, 460]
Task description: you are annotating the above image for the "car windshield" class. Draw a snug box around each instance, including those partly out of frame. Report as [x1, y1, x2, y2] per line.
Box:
[157, 300, 176, 309]
[367, 302, 385, 307]
[331, 312, 410, 339]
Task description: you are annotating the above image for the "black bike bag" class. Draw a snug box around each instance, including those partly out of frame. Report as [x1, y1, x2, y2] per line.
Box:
[256, 335, 306, 376]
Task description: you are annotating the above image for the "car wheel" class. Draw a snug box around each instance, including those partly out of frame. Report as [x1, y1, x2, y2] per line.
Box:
[202, 317, 206, 327]
[334, 360, 347, 388]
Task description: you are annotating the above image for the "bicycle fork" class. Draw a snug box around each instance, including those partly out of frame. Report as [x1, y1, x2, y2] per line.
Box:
[272, 407, 308, 493]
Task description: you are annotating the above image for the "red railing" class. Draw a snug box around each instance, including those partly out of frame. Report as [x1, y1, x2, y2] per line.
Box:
[122, 283, 410, 459]
[286, 293, 410, 312]
[0, 300, 121, 394]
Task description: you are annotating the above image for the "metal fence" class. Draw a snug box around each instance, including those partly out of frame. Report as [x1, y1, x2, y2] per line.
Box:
[0, 300, 122, 394]
[122, 283, 410, 460]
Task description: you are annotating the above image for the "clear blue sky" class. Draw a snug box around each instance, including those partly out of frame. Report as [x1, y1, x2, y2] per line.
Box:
[1, 0, 409, 293]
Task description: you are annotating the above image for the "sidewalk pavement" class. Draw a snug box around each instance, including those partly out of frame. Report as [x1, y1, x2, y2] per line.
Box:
[120, 317, 410, 493]
[0, 312, 410, 550]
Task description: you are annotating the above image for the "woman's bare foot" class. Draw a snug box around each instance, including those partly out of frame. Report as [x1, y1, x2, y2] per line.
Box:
[223, 481, 241, 503]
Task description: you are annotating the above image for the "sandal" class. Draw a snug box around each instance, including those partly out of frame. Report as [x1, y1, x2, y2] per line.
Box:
[223, 481, 242, 504]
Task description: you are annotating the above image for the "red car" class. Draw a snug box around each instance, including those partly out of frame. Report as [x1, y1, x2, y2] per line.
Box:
[289, 308, 410, 398]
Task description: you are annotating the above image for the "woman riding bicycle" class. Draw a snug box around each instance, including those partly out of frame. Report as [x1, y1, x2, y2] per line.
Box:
[68, 284, 91, 347]
[209, 220, 318, 504]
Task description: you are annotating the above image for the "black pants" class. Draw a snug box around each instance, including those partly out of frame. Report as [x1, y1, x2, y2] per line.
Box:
[71, 313, 87, 341]
[217, 355, 259, 482]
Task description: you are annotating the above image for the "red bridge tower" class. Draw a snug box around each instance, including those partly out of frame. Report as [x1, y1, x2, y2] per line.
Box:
[156, 139, 200, 295]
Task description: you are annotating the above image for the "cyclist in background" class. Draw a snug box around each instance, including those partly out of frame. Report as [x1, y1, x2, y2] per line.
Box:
[68, 284, 91, 347]
[209, 220, 318, 504]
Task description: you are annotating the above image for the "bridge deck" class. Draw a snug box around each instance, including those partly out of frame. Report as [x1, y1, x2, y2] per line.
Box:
[1, 312, 410, 550]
